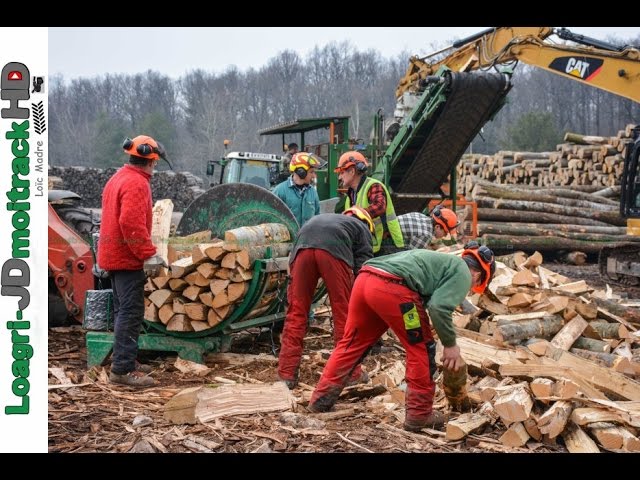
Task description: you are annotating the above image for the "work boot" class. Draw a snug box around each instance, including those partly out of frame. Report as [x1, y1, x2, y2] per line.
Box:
[277, 375, 297, 390]
[345, 370, 369, 387]
[110, 370, 156, 388]
[403, 410, 446, 432]
[135, 361, 154, 374]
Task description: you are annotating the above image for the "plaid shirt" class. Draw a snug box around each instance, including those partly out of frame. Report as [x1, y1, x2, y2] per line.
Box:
[397, 212, 433, 249]
[348, 177, 387, 219]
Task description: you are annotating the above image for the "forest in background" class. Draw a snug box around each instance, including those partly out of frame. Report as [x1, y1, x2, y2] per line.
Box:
[49, 35, 640, 179]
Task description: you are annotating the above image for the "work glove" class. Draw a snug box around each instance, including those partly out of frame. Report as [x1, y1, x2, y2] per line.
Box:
[143, 255, 168, 277]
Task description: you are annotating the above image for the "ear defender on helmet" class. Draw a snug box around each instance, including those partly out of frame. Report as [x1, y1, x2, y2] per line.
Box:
[123, 135, 161, 161]
[343, 206, 374, 234]
[290, 152, 323, 179]
[462, 241, 496, 294]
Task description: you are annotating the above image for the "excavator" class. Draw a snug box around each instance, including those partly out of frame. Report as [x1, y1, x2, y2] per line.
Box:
[392, 26, 640, 284]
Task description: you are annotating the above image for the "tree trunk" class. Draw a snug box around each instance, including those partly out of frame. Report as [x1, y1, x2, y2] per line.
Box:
[564, 132, 609, 145]
[478, 223, 627, 237]
[482, 234, 635, 254]
[476, 208, 612, 227]
[493, 316, 564, 343]
[592, 298, 640, 325]
[224, 223, 291, 248]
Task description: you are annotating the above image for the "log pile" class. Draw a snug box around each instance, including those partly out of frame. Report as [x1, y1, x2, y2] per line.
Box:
[459, 179, 635, 253]
[49, 165, 207, 210]
[457, 124, 637, 188]
[144, 223, 292, 332]
[440, 249, 640, 451]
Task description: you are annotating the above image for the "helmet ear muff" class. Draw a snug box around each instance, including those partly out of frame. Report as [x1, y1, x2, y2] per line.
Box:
[122, 138, 134, 150]
[355, 160, 367, 173]
[294, 167, 308, 179]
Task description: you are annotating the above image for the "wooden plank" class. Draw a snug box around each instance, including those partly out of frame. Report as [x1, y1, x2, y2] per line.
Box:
[550, 315, 588, 350]
[151, 199, 174, 265]
[163, 383, 295, 424]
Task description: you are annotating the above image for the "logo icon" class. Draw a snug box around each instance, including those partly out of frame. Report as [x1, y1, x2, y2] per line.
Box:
[7, 71, 22, 81]
[32, 77, 44, 93]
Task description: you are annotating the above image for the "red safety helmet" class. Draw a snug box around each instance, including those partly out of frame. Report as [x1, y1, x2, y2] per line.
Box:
[431, 206, 459, 235]
[334, 151, 368, 173]
[122, 135, 164, 161]
[343, 206, 374, 233]
[462, 241, 496, 294]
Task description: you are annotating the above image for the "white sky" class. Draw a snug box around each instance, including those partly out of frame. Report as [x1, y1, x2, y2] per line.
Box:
[50, 27, 639, 79]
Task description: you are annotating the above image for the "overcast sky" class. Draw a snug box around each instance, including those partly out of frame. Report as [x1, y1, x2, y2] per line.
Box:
[50, 27, 638, 79]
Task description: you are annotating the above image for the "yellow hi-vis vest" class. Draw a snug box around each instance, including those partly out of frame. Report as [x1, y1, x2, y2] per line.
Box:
[345, 177, 405, 253]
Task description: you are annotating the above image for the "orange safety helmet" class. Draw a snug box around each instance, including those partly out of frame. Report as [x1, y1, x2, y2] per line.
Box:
[289, 152, 322, 174]
[431, 206, 459, 235]
[123, 135, 163, 161]
[334, 151, 368, 173]
[462, 241, 496, 294]
[343, 206, 374, 233]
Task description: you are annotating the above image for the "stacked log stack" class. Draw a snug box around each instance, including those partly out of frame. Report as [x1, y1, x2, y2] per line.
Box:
[454, 124, 638, 254]
[144, 223, 292, 333]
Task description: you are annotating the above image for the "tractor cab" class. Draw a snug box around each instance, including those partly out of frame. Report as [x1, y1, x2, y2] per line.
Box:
[207, 151, 284, 189]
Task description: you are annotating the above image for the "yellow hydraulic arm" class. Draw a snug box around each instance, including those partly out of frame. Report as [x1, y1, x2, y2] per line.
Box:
[396, 27, 640, 103]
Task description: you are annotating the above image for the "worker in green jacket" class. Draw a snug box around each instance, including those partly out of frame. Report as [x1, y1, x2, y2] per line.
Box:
[335, 151, 404, 255]
[308, 243, 496, 432]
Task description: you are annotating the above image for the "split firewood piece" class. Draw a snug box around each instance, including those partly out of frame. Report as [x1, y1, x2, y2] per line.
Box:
[569, 349, 635, 374]
[530, 378, 554, 400]
[148, 289, 177, 308]
[144, 301, 159, 322]
[210, 279, 230, 296]
[221, 252, 237, 269]
[511, 269, 537, 288]
[499, 422, 530, 447]
[170, 256, 195, 278]
[493, 384, 533, 424]
[158, 304, 175, 325]
[207, 308, 222, 327]
[214, 268, 231, 280]
[192, 241, 220, 263]
[184, 303, 209, 322]
[507, 292, 533, 308]
[198, 292, 214, 307]
[214, 304, 233, 321]
[575, 301, 598, 320]
[235, 250, 251, 269]
[144, 278, 157, 293]
[553, 280, 590, 295]
[167, 314, 194, 332]
[191, 321, 210, 332]
[230, 267, 253, 282]
[562, 422, 600, 453]
[152, 276, 171, 289]
[522, 251, 543, 269]
[183, 285, 206, 302]
[196, 262, 218, 280]
[211, 291, 230, 309]
[537, 400, 573, 438]
[550, 315, 588, 350]
[173, 298, 186, 314]
[168, 278, 188, 292]
[445, 412, 491, 441]
[227, 282, 248, 303]
[588, 422, 640, 452]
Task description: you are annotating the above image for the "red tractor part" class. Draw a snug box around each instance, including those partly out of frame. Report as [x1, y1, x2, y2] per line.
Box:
[48, 204, 95, 323]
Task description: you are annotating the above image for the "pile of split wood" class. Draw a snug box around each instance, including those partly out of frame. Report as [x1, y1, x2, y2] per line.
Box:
[144, 223, 292, 332]
[444, 249, 640, 452]
[457, 124, 637, 188]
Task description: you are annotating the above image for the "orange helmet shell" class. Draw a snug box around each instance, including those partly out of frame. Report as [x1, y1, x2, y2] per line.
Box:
[289, 152, 320, 173]
[462, 243, 496, 294]
[431, 206, 459, 235]
[335, 151, 368, 173]
[124, 135, 160, 160]
[343, 206, 374, 233]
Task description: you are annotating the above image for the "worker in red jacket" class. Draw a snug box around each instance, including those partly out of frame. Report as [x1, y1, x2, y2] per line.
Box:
[98, 135, 167, 387]
[307, 242, 496, 432]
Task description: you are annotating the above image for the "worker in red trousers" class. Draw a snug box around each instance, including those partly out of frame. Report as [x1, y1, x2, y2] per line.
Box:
[307, 242, 495, 432]
[278, 207, 374, 389]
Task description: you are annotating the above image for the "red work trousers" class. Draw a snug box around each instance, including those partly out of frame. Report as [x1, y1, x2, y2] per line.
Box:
[278, 248, 361, 382]
[309, 269, 436, 422]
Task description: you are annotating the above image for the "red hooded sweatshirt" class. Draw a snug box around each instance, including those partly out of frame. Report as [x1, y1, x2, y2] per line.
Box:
[98, 164, 157, 270]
